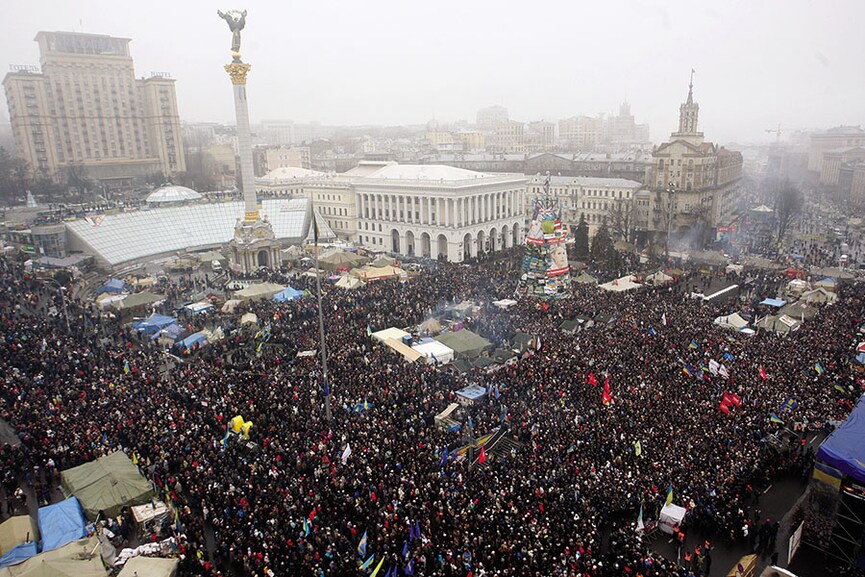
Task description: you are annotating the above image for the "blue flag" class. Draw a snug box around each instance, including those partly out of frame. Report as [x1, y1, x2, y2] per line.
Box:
[494, 384, 500, 400]
[780, 396, 798, 412]
[439, 447, 449, 467]
[723, 352, 735, 362]
[402, 541, 409, 559]
[360, 554, 374, 570]
[405, 558, 415, 575]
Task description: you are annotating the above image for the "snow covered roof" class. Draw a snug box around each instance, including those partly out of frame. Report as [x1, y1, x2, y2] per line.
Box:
[362, 163, 493, 182]
[257, 166, 326, 183]
[145, 185, 202, 204]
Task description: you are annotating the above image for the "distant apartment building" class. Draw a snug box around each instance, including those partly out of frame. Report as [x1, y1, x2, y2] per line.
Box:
[259, 119, 331, 146]
[265, 146, 311, 170]
[490, 121, 526, 153]
[476, 105, 509, 130]
[808, 126, 865, 174]
[558, 103, 650, 150]
[3, 31, 184, 186]
[456, 131, 485, 152]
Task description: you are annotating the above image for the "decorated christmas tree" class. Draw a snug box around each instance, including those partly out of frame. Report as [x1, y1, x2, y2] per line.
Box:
[515, 176, 571, 299]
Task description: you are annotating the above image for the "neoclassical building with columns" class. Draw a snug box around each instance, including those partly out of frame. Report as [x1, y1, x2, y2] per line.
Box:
[353, 162, 526, 262]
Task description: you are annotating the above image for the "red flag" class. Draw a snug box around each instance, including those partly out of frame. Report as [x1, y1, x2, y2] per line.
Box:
[759, 365, 768, 381]
[722, 392, 734, 406]
[588, 373, 597, 387]
[478, 446, 487, 464]
[602, 380, 612, 406]
[729, 393, 741, 407]
[718, 402, 731, 414]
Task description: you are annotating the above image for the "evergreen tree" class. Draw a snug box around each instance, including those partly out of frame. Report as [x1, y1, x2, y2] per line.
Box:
[591, 221, 619, 270]
[574, 213, 589, 260]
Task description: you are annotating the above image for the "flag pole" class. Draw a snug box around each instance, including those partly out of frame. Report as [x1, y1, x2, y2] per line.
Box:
[312, 202, 333, 423]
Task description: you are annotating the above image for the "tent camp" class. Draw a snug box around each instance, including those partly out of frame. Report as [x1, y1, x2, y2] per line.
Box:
[816, 395, 865, 485]
[598, 275, 641, 292]
[233, 283, 286, 301]
[272, 287, 303, 302]
[412, 340, 455, 365]
[0, 516, 38, 569]
[117, 556, 179, 577]
[383, 338, 423, 363]
[370, 327, 410, 344]
[60, 452, 154, 520]
[713, 312, 749, 331]
[334, 275, 363, 290]
[0, 537, 106, 577]
[352, 265, 406, 282]
[133, 314, 176, 336]
[37, 498, 86, 552]
[434, 329, 492, 359]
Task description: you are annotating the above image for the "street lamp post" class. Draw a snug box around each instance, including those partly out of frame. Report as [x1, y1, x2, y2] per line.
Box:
[310, 205, 333, 423]
[665, 182, 676, 260]
[45, 277, 70, 332]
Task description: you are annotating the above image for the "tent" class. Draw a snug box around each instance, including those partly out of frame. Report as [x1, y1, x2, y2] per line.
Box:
[96, 278, 125, 295]
[119, 292, 164, 310]
[240, 313, 258, 326]
[816, 395, 865, 484]
[60, 452, 154, 520]
[811, 267, 855, 281]
[0, 516, 38, 568]
[598, 275, 641, 292]
[334, 275, 364, 290]
[177, 331, 208, 350]
[152, 323, 184, 343]
[317, 250, 367, 271]
[784, 279, 809, 298]
[434, 329, 492, 359]
[383, 338, 423, 363]
[780, 301, 818, 322]
[758, 298, 787, 308]
[370, 256, 396, 267]
[412, 340, 455, 365]
[0, 537, 106, 577]
[371, 327, 410, 344]
[117, 557, 179, 577]
[690, 251, 729, 267]
[95, 293, 126, 310]
[658, 503, 687, 534]
[573, 272, 598, 285]
[814, 277, 838, 292]
[352, 265, 406, 281]
[800, 288, 837, 304]
[133, 314, 176, 336]
[644, 270, 674, 285]
[221, 299, 243, 313]
[233, 283, 286, 301]
[756, 314, 801, 335]
[37, 498, 86, 552]
[183, 301, 213, 314]
[418, 318, 443, 335]
[272, 287, 303, 302]
[492, 299, 518, 309]
[713, 312, 748, 331]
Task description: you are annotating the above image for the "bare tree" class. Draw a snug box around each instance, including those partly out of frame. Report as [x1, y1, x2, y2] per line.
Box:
[606, 197, 635, 243]
[773, 179, 804, 246]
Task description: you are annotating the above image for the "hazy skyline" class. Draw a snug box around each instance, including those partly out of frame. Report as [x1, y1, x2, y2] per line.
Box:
[2, 0, 864, 145]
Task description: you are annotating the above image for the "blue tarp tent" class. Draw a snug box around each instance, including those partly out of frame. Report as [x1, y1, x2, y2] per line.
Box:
[759, 298, 787, 307]
[95, 278, 125, 295]
[150, 322, 185, 342]
[272, 287, 303, 302]
[0, 542, 38, 568]
[133, 313, 176, 335]
[816, 395, 865, 484]
[178, 331, 208, 350]
[38, 497, 86, 552]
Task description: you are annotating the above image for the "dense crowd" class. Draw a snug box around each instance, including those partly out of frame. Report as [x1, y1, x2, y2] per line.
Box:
[1, 252, 864, 577]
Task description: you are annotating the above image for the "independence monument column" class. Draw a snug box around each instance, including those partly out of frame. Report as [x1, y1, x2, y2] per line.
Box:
[219, 9, 280, 273]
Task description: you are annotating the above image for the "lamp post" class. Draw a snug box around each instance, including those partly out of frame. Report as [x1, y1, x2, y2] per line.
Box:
[310, 204, 333, 423]
[45, 277, 70, 333]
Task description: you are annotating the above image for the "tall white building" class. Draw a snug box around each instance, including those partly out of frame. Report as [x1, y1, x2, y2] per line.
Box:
[354, 162, 525, 262]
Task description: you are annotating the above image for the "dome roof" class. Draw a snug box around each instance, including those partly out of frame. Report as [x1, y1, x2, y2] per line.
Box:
[146, 185, 203, 204]
[258, 166, 325, 183]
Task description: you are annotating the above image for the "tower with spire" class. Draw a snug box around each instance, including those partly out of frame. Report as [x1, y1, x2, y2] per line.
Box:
[671, 69, 704, 146]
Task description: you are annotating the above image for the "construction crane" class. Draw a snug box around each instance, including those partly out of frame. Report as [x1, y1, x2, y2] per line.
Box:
[765, 124, 790, 145]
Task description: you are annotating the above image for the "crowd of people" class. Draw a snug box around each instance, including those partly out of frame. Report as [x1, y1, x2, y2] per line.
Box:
[1, 249, 864, 577]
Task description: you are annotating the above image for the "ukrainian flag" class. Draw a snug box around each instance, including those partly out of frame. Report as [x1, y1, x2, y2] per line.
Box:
[815, 361, 824, 375]
[665, 484, 674, 506]
[357, 531, 368, 559]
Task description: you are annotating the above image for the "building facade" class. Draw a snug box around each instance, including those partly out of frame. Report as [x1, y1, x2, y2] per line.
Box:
[525, 175, 645, 238]
[644, 79, 743, 243]
[3, 31, 184, 186]
[808, 126, 865, 174]
[354, 163, 525, 262]
[265, 145, 311, 170]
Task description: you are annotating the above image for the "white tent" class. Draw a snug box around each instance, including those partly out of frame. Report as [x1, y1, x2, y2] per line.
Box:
[221, 299, 243, 313]
[240, 313, 258, 326]
[233, 283, 286, 301]
[412, 340, 455, 365]
[713, 312, 749, 331]
[384, 338, 423, 363]
[492, 299, 518, 309]
[371, 327, 410, 343]
[117, 556, 179, 577]
[658, 503, 687, 534]
[644, 271, 674, 285]
[599, 275, 641, 292]
[335, 275, 364, 290]
[800, 288, 837, 304]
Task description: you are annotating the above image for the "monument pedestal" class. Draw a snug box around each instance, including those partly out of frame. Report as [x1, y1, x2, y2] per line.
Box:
[229, 216, 281, 273]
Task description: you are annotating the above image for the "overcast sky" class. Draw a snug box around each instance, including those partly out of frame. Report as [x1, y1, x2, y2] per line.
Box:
[2, 0, 863, 144]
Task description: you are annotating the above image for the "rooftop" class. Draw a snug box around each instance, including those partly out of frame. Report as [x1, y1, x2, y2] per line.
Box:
[145, 185, 202, 204]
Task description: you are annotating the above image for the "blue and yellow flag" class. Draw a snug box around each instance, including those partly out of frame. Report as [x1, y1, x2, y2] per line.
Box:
[665, 484, 674, 506]
[123, 360, 130, 374]
[815, 361, 825, 375]
[357, 531, 368, 559]
[360, 554, 374, 570]
[769, 413, 784, 424]
[370, 557, 385, 577]
[689, 340, 699, 350]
